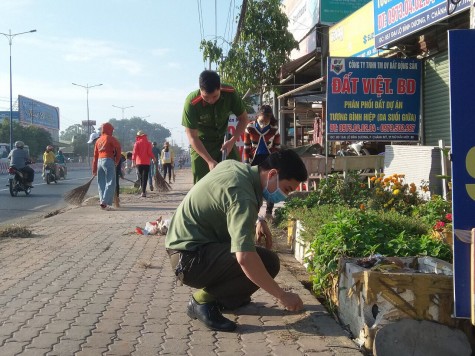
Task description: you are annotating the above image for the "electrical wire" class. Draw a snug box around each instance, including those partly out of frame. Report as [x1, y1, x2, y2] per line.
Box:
[215, 0, 218, 43]
[196, 0, 205, 43]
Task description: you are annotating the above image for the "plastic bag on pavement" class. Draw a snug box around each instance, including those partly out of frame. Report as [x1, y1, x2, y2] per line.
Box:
[135, 216, 170, 236]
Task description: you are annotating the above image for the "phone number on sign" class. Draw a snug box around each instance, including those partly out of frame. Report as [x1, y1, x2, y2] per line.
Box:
[380, 124, 416, 132]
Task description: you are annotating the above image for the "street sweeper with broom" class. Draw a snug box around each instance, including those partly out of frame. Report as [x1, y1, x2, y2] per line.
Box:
[92, 123, 122, 210]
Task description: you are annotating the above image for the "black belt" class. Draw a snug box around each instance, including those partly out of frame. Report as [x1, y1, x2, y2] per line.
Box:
[166, 248, 182, 256]
[166, 248, 199, 256]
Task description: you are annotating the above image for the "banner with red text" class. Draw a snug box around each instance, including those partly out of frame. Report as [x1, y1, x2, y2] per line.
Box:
[326, 57, 421, 142]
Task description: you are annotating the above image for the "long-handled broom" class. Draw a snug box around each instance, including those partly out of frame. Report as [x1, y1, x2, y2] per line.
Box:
[122, 176, 141, 188]
[64, 176, 95, 205]
[154, 168, 171, 192]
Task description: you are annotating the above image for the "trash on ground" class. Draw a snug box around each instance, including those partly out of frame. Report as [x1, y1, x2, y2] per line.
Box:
[135, 216, 169, 236]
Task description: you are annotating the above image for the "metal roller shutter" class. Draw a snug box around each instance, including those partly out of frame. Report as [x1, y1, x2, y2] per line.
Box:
[423, 51, 450, 146]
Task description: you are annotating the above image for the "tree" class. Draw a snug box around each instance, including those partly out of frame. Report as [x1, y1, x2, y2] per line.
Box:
[20, 125, 53, 159]
[60, 118, 173, 154]
[107, 117, 171, 152]
[72, 133, 88, 158]
[60, 124, 83, 142]
[0, 118, 52, 159]
[218, 0, 298, 101]
[200, 40, 223, 70]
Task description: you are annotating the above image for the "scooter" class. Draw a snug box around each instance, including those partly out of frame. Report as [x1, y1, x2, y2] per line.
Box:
[57, 164, 67, 179]
[337, 141, 372, 156]
[7, 166, 32, 196]
[44, 164, 58, 184]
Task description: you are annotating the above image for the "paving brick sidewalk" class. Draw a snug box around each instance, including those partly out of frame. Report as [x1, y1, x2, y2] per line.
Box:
[0, 168, 361, 355]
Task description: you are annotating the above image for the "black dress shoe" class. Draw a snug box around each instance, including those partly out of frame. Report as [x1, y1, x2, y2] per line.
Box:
[187, 297, 237, 332]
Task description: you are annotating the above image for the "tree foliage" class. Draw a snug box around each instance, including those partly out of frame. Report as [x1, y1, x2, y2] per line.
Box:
[61, 117, 176, 157]
[72, 133, 89, 158]
[109, 116, 171, 152]
[200, 40, 223, 70]
[59, 124, 83, 142]
[219, 0, 298, 98]
[0, 119, 52, 159]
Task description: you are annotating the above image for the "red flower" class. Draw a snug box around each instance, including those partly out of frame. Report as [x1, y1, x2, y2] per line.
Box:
[433, 221, 446, 232]
[445, 213, 452, 222]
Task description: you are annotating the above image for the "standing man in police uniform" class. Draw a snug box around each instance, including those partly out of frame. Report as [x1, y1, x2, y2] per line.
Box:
[182, 70, 249, 183]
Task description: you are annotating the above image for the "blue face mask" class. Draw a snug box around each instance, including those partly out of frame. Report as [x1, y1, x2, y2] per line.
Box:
[263, 174, 288, 204]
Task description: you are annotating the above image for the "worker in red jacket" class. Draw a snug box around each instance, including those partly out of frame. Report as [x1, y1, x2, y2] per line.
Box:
[132, 130, 155, 197]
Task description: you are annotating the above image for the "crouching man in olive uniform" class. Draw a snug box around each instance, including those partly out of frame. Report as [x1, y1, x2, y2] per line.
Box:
[165, 149, 308, 331]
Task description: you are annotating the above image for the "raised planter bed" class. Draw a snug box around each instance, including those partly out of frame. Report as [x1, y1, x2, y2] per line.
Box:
[337, 256, 454, 351]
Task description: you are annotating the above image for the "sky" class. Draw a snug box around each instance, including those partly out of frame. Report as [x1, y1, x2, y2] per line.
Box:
[0, 0, 242, 148]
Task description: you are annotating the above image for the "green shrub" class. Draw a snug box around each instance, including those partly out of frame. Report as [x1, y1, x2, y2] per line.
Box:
[413, 195, 452, 226]
[275, 173, 452, 300]
[300, 208, 452, 300]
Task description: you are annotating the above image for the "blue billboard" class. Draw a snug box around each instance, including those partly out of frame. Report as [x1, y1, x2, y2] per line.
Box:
[449, 29, 475, 319]
[0, 111, 20, 122]
[373, 0, 471, 48]
[326, 57, 421, 142]
[18, 95, 60, 130]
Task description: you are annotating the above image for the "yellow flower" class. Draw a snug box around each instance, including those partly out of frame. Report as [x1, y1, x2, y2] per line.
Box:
[393, 189, 400, 195]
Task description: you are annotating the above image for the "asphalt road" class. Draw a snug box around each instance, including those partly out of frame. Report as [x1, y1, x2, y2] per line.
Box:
[0, 168, 95, 225]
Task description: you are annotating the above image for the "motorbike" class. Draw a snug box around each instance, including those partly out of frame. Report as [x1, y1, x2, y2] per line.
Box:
[57, 164, 67, 180]
[337, 141, 371, 156]
[8, 166, 32, 196]
[44, 164, 58, 184]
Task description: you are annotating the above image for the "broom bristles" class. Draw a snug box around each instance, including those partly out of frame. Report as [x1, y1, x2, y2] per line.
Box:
[154, 170, 171, 192]
[64, 176, 95, 205]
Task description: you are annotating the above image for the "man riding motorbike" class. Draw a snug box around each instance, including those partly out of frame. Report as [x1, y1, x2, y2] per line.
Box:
[8, 141, 34, 187]
[43, 145, 57, 180]
[55, 150, 67, 178]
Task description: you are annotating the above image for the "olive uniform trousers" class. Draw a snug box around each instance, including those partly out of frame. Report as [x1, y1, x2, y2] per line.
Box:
[168, 242, 280, 310]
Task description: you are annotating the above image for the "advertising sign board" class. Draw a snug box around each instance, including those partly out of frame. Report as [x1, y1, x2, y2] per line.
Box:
[448, 29, 475, 319]
[18, 95, 60, 130]
[326, 57, 421, 142]
[321, 0, 368, 24]
[283, 0, 367, 59]
[373, 0, 471, 48]
[330, 1, 389, 58]
[0, 111, 19, 122]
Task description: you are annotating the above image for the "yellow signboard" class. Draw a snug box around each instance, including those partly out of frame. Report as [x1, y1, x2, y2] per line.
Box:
[329, 1, 385, 58]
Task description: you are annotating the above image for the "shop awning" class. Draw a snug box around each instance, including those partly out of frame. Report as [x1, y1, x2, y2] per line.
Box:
[277, 76, 326, 100]
[280, 51, 319, 83]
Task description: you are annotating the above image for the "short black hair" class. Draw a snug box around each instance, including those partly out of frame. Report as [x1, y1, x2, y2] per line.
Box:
[259, 149, 308, 182]
[199, 70, 221, 93]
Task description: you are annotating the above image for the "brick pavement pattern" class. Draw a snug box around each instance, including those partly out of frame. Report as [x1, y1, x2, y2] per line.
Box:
[0, 167, 361, 355]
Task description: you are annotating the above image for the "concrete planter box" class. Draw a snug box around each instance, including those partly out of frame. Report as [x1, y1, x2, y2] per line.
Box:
[337, 256, 454, 351]
[290, 220, 312, 268]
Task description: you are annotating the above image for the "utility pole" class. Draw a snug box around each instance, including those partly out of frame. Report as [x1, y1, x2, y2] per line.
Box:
[72, 83, 103, 166]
